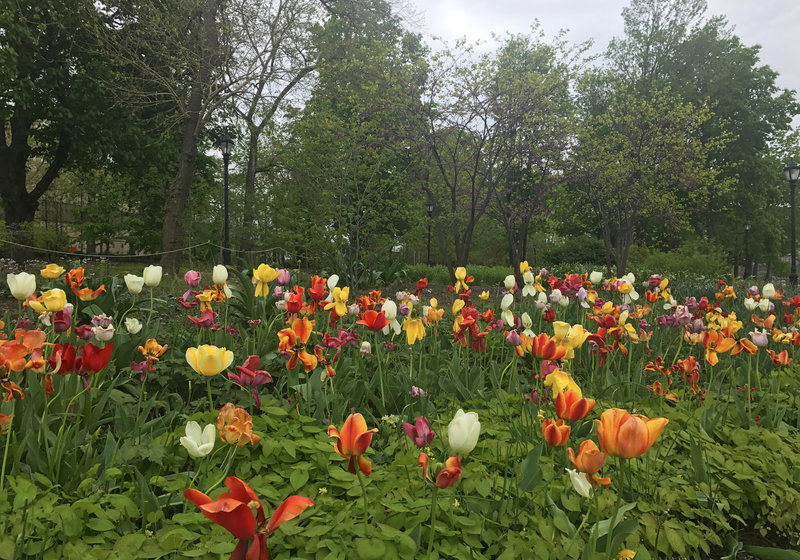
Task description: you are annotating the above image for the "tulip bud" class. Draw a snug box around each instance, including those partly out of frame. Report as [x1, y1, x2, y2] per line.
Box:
[447, 409, 480, 456]
[125, 317, 143, 334]
[212, 264, 228, 285]
[504, 275, 516, 291]
[589, 271, 603, 284]
[276, 269, 291, 286]
[124, 274, 145, 295]
[7, 272, 36, 301]
[762, 283, 775, 299]
[758, 298, 771, 313]
[360, 341, 372, 354]
[566, 468, 592, 498]
[180, 421, 216, 458]
[75, 324, 94, 339]
[53, 309, 71, 333]
[142, 265, 162, 288]
[505, 330, 521, 346]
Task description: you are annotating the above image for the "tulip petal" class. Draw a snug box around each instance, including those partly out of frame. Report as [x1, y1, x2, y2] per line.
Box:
[266, 495, 314, 535]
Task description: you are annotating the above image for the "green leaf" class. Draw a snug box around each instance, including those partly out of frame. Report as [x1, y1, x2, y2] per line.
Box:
[546, 494, 576, 537]
[290, 468, 309, 490]
[86, 517, 116, 532]
[518, 444, 543, 492]
[744, 546, 800, 560]
[355, 537, 386, 559]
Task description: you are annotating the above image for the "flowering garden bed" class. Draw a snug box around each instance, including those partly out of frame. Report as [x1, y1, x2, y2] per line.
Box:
[1, 263, 800, 559]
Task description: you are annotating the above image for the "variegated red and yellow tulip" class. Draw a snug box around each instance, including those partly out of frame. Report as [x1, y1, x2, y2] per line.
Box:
[328, 413, 378, 476]
[541, 418, 570, 446]
[277, 318, 318, 372]
[555, 389, 595, 422]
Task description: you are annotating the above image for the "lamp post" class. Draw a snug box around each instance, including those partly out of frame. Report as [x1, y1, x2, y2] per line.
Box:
[744, 221, 751, 278]
[426, 202, 433, 265]
[786, 159, 800, 286]
[219, 134, 234, 265]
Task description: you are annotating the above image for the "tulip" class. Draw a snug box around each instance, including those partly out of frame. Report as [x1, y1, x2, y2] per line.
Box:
[447, 409, 480, 456]
[749, 329, 769, 347]
[328, 413, 379, 475]
[91, 313, 113, 328]
[124, 274, 145, 295]
[180, 421, 216, 458]
[419, 453, 462, 489]
[276, 269, 291, 286]
[227, 355, 272, 408]
[40, 264, 65, 279]
[359, 341, 372, 354]
[566, 468, 593, 498]
[567, 440, 606, 474]
[186, 344, 234, 377]
[596, 408, 668, 459]
[185, 476, 313, 560]
[500, 293, 514, 326]
[478, 290, 490, 300]
[521, 271, 535, 297]
[403, 317, 425, 345]
[142, 265, 162, 288]
[324, 274, 339, 302]
[53, 308, 71, 333]
[125, 317, 143, 334]
[324, 286, 350, 317]
[380, 300, 401, 335]
[184, 270, 201, 288]
[504, 275, 516, 291]
[0, 414, 11, 435]
[357, 310, 389, 332]
[402, 416, 435, 448]
[7, 272, 36, 301]
[253, 264, 280, 297]
[80, 343, 114, 374]
[542, 418, 570, 446]
[589, 271, 603, 285]
[212, 264, 228, 285]
[92, 324, 115, 342]
[40, 289, 67, 313]
[75, 324, 94, 339]
[217, 403, 261, 446]
[556, 390, 595, 422]
[762, 283, 775, 299]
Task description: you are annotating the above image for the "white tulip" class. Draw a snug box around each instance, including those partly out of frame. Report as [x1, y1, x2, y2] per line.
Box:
[566, 468, 592, 498]
[744, 298, 758, 311]
[381, 300, 402, 335]
[621, 273, 636, 284]
[500, 293, 515, 326]
[124, 274, 145, 295]
[504, 275, 516, 291]
[324, 274, 339, 302]
[448, 409, 480, 456]
[558, 296, 570, 307]
[212, 264, 228, 285]
[762, 283, 775, 299]
[180, 421, 215, 458]
[125, 317, 143, 334]
[758, 298, 771, 313]
[7, 272, 36, 301]
[142, 265, 162, 288]
[521, 312, 534, 336]
[589, 271, 603, 285]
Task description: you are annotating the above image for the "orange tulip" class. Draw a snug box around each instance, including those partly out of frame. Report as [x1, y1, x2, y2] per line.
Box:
[217, 403, 261, 446]
[328, 413, 378, 476]
[541, 418, 570, 446]
[567, 440, 606, 474]
[531, 333, 567, 361]
[277, 317, 318, 372]
[596, 408, 668, 459]
[418, 453, 462, 489]
[702, 330, 736, 366]
[555, 390, 595, 422]
[768, 349, 792, 366]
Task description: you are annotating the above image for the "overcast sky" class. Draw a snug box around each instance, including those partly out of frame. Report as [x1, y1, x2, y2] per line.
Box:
[402, 0, 800, 99]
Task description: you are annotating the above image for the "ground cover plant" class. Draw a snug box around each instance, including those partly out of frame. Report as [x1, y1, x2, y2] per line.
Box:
[2, 261, 800, 559]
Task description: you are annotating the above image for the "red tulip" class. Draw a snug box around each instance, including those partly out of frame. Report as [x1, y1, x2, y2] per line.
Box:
[555, 390, 595, 422]
[328, 413, 378, 475]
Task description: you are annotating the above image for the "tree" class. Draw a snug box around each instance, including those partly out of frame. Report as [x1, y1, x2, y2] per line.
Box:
[0, 0, 113, 253]
[574, 76, 727, 274]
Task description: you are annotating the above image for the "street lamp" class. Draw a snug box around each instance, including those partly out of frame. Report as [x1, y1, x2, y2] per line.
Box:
[744, 221, 751, 278]
[219, 134, 234, 265]
[426, 202, 434, 265]
[786, 159, 800, 286]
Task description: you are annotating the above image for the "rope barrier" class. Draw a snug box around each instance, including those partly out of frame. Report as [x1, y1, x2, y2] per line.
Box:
[0, 238, 303, 262]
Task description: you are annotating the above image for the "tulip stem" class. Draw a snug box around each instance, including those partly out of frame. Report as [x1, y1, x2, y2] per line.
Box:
[356, 468, 369, 532]
[205, 446, 237, 494]
[206, 378, 214, 410]
[426, 485, 439, 558]
[118, 295, 136, 331]
[0, 400, 15, 492]
[147, 287, 154, 325]
[375, 335, 386, 412]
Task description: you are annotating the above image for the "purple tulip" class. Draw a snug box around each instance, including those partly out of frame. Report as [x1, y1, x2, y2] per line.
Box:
[402, 416, 435, 448]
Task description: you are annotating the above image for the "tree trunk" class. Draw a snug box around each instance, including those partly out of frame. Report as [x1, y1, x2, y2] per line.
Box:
[159, 0, 220, 274]
[240, 127, 259, 252]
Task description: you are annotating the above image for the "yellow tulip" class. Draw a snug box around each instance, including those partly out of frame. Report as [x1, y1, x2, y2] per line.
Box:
[253, 264, 280, 297]
[452, 299, 465, 315]
[552, 321, 590, 359]
[40, 264, 65, 279]
[41, 289, 67, 313]
[403, 317, 425, 345]
[324, 286, 349, 317]
[544, 369, 582, 397]
[186, 345, 234, 377]
[478, 290, 490, 300]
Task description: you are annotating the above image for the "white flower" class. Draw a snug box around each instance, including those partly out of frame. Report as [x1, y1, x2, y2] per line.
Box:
[7, 272, 36, 301]
[212, 264, 228, 285]
[549, 289, 562, 304]
[92, 324, 115, 342]
[500, 293, 515, 326]
[142, 265, 162, 288]
[762, 283, 775, 299]
[589, 271, 603, 285]
[381, 300, 402, 335]
[504, 275, 516, 291]
[448, 409, 480, 456]
[621, 273, 636, 285]
[125, 317, 143, 334]
[566, 468, 592, 498]
[758, 298, 771, 313]
[521, 312, 534, 337]
[521, 271, 536, 297]
[324, 275, 339, 302]
[744, 298, 758, 311]
[180, 421, 215, 458]
[124, 274, 145, 295]
[360, 341, 372, 354]
[622, 288, 640, 304]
